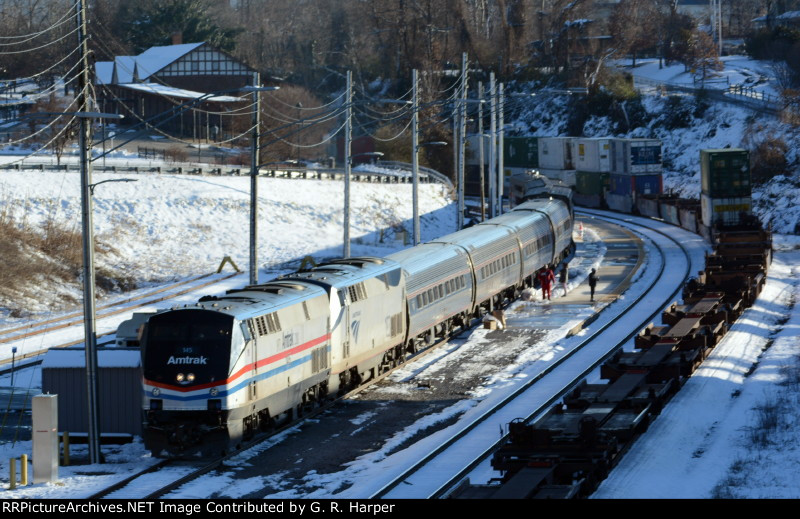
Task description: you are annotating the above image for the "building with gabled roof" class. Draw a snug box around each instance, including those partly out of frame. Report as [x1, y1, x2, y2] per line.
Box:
[95, 41, 256, 142]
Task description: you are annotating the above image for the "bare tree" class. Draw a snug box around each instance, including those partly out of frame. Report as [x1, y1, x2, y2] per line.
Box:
[29, 93, 78, 165]
[685, 29, 723, 83]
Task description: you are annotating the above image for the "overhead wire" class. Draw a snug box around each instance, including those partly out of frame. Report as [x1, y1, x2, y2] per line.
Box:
[91, 83, 259, 159]
[0, 26, 79, 56]
[267, 89, 347, 111]
[0, 49, 85, 104]
[0, 44, 82, 91]
[0, 6, 76, 43]
[0, 69, 86, 147]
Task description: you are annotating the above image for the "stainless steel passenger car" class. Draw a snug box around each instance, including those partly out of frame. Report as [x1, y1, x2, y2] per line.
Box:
[387, 243, 473, 350]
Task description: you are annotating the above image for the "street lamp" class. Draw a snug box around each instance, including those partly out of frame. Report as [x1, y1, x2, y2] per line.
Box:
[76, 111, 125, 465]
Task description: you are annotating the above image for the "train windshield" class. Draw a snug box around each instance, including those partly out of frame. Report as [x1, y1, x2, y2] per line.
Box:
[142, 310, 233, 386]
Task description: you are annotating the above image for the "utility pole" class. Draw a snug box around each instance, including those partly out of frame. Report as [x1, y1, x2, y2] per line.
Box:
[76, 0, 101, 465]
[411, 69, 420, 245]
[498, 82, 505, 215]
[458, 52, 468, 229]
[710, 0, 723, 56]
[477, 82, 485, 222]
[249, 72, 261, 285]
[344, 70, 352, 258]
[488, 73, 497, 218]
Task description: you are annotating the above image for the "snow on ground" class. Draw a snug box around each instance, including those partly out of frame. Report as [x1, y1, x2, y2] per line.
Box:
[623, 56, 780, 97]
[595, 247, 800, 498]
[511, 56, 800, 233]
[0, 223, 608, 498]
[0, 168, 454, 320]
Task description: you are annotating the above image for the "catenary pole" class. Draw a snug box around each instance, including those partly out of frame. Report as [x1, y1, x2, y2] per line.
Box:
[478, 82, 485, 222]
[412, 69, 420, 246]
[250, 72, 261, 285]
[344, 70, 352, 258]
[489, 72, 497, 218]
[498, 82, 505, 215]
[458, 52, 468, 229]
[76, 0, 101, 465]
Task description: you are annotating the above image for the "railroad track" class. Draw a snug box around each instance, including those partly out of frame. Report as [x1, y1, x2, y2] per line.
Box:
[0, 271, 244, 369]
[91, 217, 635, 499]
[87, 312, 484, 499]
[370, 211, 703, 498]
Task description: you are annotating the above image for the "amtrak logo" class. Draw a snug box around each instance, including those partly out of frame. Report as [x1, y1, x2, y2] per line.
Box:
[350, 319, 361, 343]
[167, 355, 208, 365]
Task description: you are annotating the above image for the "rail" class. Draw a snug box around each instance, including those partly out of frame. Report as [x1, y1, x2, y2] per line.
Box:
[372, 212, 694, 498]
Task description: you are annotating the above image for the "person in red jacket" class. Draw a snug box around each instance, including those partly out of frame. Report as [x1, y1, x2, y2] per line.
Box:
[538, 265, 555, 301]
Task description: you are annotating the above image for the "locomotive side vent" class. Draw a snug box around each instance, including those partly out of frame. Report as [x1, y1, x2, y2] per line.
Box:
[311, 347, 328, 372]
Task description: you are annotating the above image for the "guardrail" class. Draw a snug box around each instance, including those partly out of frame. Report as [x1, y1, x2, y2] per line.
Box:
[633, 76, 782, 115]
[0, 160, 452, 186]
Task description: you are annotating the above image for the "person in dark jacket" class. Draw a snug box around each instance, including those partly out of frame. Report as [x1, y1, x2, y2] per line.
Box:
[588, 267, 599, 302]
[559, 264, 569, 297]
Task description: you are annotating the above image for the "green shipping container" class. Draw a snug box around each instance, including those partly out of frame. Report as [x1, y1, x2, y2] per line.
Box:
[575, 171, 609, 196]
[504, 137, 538, 168]
[700, 149, 751, 198]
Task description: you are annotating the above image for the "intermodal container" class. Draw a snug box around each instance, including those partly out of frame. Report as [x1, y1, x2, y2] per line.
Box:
[572, 138, 612, 172]
[611, 138, 662, 174]
[464, 164, 486, 197]
[609, 173, 663, 196]
[575, 171, 609, 196]
[538, 137, 575, 170]
[700, 194, 752, 228]
[636, 196, 661, 219]
[659, 201, 680, 226]
[504, 137, 538, 168]
[700, 148, 751, 198]
[606, 192, 633, 213]
[679, 202, 699, 234]
[465, 134, 490, 166]
[573, 192, 603, 208]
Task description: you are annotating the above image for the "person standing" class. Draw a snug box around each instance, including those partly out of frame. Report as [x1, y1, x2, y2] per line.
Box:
[537, 267, 553, 301]
[589, 267, 599, 302]
[559, 264, 569, 297]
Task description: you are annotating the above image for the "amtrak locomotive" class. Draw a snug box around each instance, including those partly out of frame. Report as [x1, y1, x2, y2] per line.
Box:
[141, 192, 574, 456]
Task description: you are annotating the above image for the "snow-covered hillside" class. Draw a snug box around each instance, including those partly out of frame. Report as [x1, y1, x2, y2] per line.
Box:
[0, 170, 454, 321]
[510, 57, 800, 234]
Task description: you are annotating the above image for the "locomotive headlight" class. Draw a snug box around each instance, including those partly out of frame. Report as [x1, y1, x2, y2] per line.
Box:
[187, 373, 195, 382]
[176, 373, 185, 383]
[210, 388, 219, 396]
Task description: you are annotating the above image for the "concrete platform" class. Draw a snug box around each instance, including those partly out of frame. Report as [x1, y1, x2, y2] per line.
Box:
[502, 216, 645, 336]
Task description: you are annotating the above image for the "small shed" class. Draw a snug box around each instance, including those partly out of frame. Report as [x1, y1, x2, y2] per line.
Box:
[41, 347, 142, 436]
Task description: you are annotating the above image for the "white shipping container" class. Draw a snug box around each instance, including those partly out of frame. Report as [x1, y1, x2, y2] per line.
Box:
[700, 194, 752, 228]
[538, 137, 574, 170]
[465, 134, 491, 166]
[611, 138, 662, 174]
[573, 138, 612, 172]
